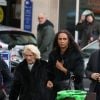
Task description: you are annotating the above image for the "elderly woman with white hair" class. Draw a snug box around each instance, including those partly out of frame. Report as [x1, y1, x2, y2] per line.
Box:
[9, 44, 49, 100]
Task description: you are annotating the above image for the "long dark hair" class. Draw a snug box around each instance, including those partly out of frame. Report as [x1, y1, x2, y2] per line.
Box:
[53, 29, 80, 52]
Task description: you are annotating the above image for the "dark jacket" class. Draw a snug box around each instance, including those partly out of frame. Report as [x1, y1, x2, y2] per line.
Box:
[0, 58, 12, 94]
[37, 20, 55, 61]
[9, 59, 49, 100]
[48, 48, 84, 90]
[85, 50, 100, 92]
[85, 20, 100, 39]
[76, 21, 87, 41]
[76, 16, 100, 47]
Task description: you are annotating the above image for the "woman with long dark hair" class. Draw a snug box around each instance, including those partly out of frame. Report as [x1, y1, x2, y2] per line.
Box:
[47, 29, 84, 100]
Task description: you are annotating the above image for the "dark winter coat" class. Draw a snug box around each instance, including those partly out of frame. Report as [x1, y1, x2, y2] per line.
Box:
[48, 48, 84, 90]
[0, 58, 12, 100]
[0, 58, 12, 94]
[9, 59, 49, 100]
[37, 20, 55, 61]
[85, 50, 100, 92]
[84, 20, 100, 43]
[76, 21, 87, 41]
[76, 16, 100, 47]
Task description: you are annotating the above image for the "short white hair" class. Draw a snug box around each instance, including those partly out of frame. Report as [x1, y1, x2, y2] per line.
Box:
[23, 44, 41, 59]
[38, 12, 47, 18]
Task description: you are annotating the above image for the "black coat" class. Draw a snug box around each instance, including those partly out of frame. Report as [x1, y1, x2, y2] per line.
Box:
[48, 48, 84, 90]
[76, 20, 100, 47]
[85, 50, 100, 92]
[0, 58, 12, 94]
[9, 59, 49, 100]
[76, 21, 87, 40]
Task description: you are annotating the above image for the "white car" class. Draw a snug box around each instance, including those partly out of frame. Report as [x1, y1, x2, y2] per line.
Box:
[0, 25, 37, 72]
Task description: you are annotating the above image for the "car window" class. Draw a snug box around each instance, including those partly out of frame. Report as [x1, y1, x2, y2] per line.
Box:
[82, 40, 99, 58]
[0, 31, 37, 45]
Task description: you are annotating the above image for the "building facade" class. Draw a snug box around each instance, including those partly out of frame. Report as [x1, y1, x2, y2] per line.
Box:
[21, 0, 59, 35]
[0, 0, 100, 37]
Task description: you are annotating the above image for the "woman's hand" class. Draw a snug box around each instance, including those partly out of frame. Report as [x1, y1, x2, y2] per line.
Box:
[91, 73, 100, 81]
[47, 80, 53, 88]
[56, 60, 67, 74]
[88, 37, 94, 43]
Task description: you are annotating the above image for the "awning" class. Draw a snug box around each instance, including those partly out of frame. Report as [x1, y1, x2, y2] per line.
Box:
[0, 0, 7, 6]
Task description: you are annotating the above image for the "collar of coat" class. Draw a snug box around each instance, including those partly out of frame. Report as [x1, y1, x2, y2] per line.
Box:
[37, 20, 54, 31]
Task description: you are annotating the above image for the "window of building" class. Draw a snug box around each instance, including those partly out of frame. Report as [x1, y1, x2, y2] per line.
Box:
[11, 0, 21, 28]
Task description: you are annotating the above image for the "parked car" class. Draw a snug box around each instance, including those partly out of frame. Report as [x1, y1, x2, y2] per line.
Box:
[81, 39, 99, 91]
[0, 25, 37, 72]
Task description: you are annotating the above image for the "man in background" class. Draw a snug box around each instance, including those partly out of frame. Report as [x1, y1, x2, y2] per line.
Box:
[37, 13, 55, 61]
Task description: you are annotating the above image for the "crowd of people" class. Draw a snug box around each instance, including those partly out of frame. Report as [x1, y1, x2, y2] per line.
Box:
[0, 11, 100, 100]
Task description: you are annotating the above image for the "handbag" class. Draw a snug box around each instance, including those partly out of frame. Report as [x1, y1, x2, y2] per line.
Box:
[54, 74, 75, 92]
[54, 80, 71, 92]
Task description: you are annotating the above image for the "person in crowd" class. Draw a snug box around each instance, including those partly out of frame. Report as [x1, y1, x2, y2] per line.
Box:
[47, 30, 84, 100]
[37, 13, 55, 61]
[9, 44, 49, 100]
[0, 57, 13, 100]
[76, 9, 100, 48]
[85, 37, 100, 100]
[76, 9, 94, 47]
[85, 13, 100, 43]
[76, 10, 93, 42]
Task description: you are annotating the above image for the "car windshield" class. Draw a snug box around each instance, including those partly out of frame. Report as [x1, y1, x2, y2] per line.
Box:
[0, 31, 37, 45]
